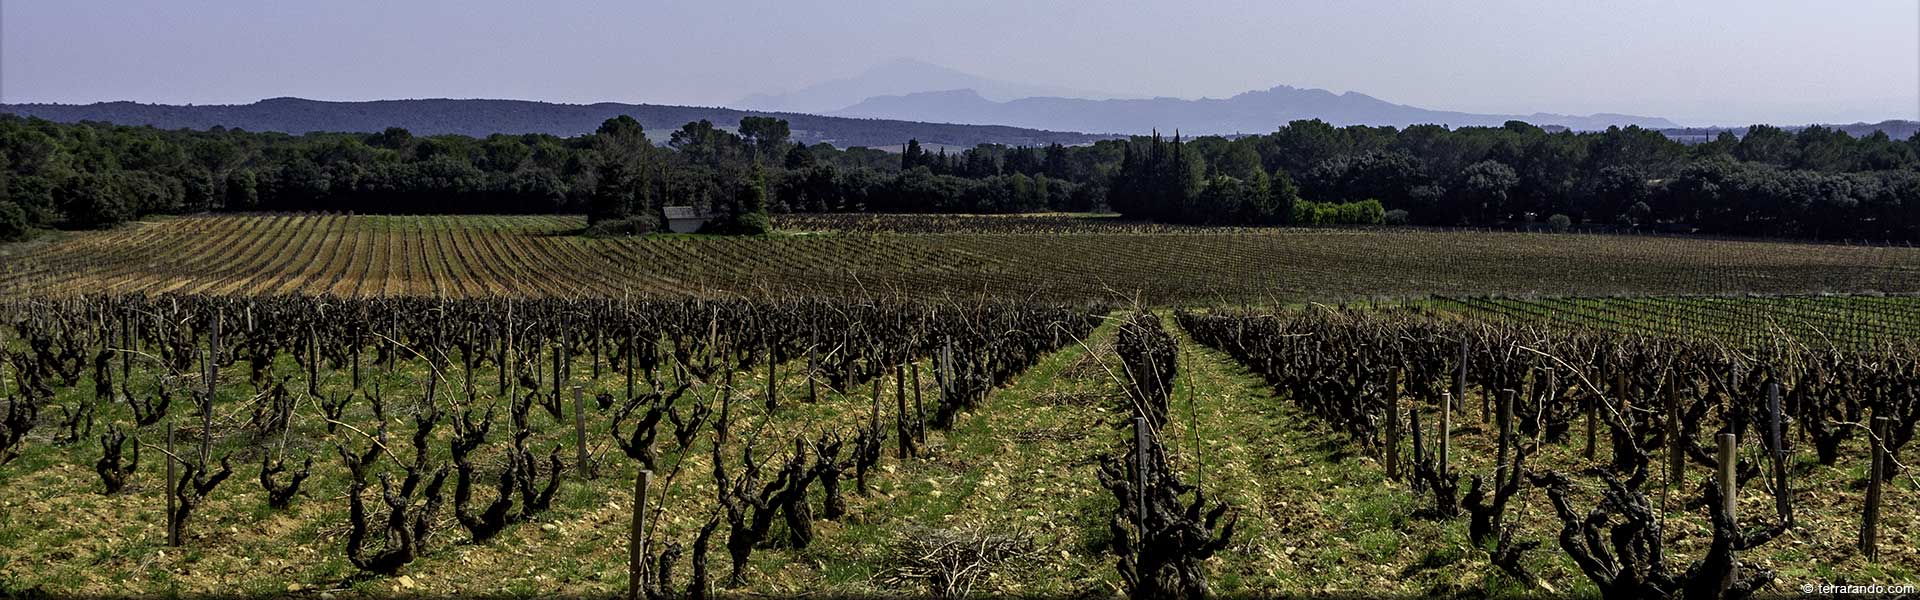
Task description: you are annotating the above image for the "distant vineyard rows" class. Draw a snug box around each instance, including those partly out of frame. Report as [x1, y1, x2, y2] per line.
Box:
[1433, 294, 1920, 348]
[8, 214, 1920, 305]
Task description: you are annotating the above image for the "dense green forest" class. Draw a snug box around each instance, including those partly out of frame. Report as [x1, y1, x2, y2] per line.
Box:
[2, 113, 1918, 241]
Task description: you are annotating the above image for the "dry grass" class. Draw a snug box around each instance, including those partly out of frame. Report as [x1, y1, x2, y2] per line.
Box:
[881, 526, 1037, 598]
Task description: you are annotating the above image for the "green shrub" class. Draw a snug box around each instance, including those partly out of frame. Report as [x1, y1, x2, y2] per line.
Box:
[698, 212, 771, 235]
[1340, 199, 1385, 224]
[0, 201, 28, 242]
[1383, 209, 1410, 226]
[730, 211, 771, 235]
[1548, 213, 1572, 233]
[1291, 199, 1386, 226]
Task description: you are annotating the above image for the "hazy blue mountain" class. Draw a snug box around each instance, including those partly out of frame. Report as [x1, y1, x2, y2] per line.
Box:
[0, 97, 1117, 148]
[831, 86, 1682, 133]
[737, 58, 1131, 115]
[11, 96, 1904, 155]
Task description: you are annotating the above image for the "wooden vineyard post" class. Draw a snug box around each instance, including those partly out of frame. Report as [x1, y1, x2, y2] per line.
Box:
[894, 363, 911, 459]
[591, 328, 603, 381]
[459, 326, 476, 404]
[1665, 373, 1683, 511]
[1384, 369, 1401, 480]
[764, 340, 777, 413]
[386, 315, 398, 374]
[500, 302, 513, 397]
[1795, 369, 1809, 445]
[628, 469, 652, 600]
[307, 325, 323, 399]
[806, 332, 819, 404]
[1717, 433, 1737, 520]
[1723, 360, 1739, 425]
[870, 369, 883, 439]
[1544, 368, 1557, 414]
[836, 331, 852, 394]
[551, 330, 564, 411]
[119, 311, 132, 396]
[1583, 379, 1599, 460]
[1133, 415, 1149, 534]
[573, 386, 589, 480]
[1768, 382, 1791, 527]
[1615, 371, 1630, 461]
[1497, 389, 1515, 471]
[1454, 338, 1471, 419]
[911, 361, 926, 445]
[671, 349, 685, 388]
[1439, 391, 1453, 478]
[941, 339, 954, 408]
[1861, 416, 1888, 562]
[202, 310, 219, 469]
[1717, 432, 1741, 586]
[165, 419, 179, 547]
[895, 362, 907, 417]
[1408, 406, 1425, 469]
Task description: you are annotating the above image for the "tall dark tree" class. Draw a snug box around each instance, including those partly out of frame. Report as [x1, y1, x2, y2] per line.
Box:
[901, 139, 926, 171]
[590, 161, 637, 225]
[1453, 160, 1519, 222]
[737, 117, 791, 165]
[57, 173, 131, 229]
[782, 143, 816, 170]
[669, 120, 739, 168]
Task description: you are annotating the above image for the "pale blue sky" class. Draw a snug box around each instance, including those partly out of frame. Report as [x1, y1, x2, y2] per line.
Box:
[2, 0, 1916, 125]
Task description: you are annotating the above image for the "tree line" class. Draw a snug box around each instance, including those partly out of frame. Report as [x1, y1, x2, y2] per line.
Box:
[2, 113, 1918, 241]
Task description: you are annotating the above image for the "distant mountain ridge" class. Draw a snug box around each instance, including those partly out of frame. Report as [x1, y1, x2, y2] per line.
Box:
[8, 97, 1911, 154]
[737, 58, 1134, 115]
[1657, 121, 1920, 143]
[0, 97, 1116, 148]
[830, 85, 1682, 133]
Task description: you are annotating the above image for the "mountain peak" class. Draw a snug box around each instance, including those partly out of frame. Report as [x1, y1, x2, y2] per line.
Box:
[831, 83, 1682, 133]
[903, 89, 987, 100]
[736, 60, 1132, 115]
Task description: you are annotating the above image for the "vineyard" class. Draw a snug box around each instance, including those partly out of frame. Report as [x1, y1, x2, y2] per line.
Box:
[1434, 294, 1920, 349]
[6, 214, 1920, 304]
[0, 214, 1915, 598]
[771, 212, 1286, 234]
[1173, 306, 1918, 596]
[0, 295, 1116, 597]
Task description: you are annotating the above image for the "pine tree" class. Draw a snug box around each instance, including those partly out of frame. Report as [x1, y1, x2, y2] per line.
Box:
[901, 140, 924, 170]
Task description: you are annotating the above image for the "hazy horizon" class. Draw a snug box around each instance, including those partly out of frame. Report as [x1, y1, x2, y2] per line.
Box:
[3, 0, 1917, 127]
